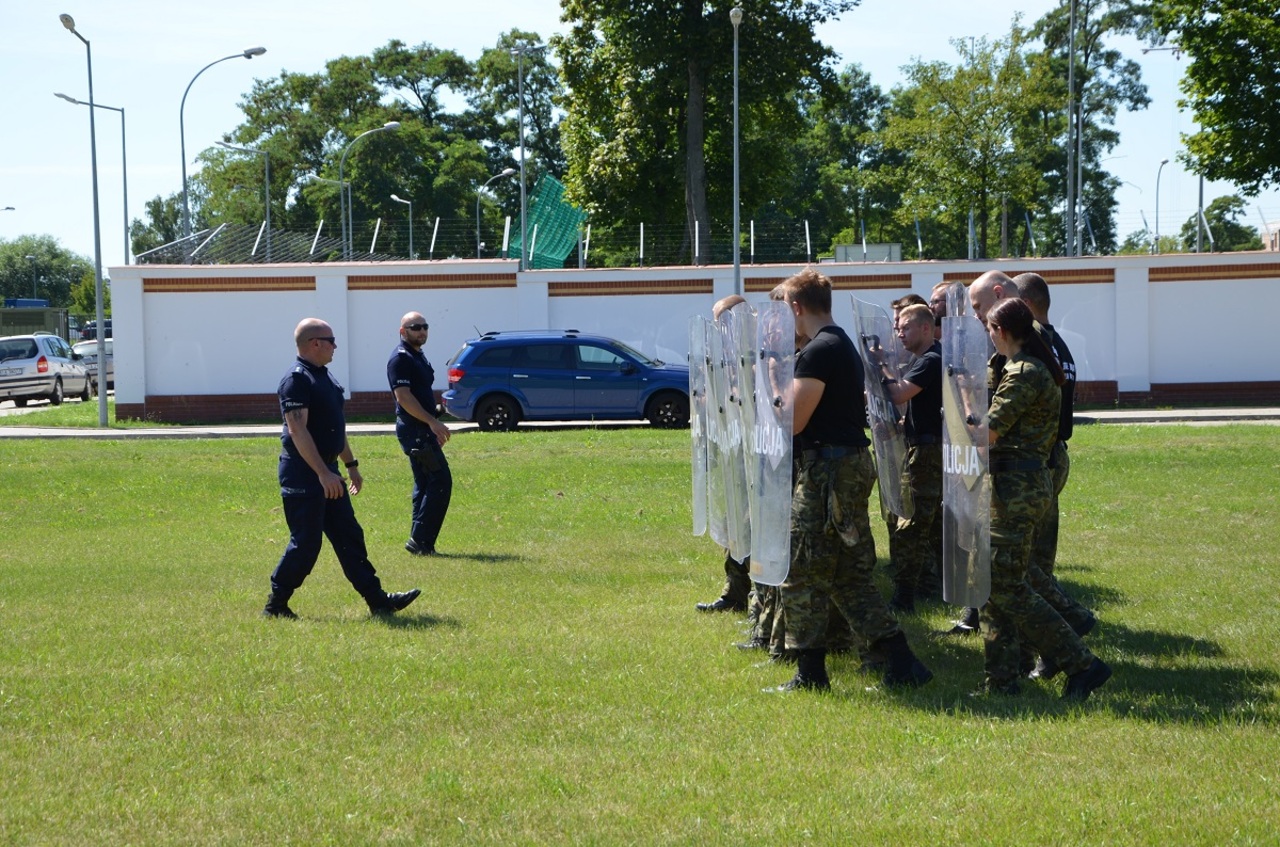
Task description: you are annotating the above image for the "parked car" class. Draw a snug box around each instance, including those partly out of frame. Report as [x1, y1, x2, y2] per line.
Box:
[0, 332, 94, 406]
[72, 338, 114, 391]
[443, 330, 690, 431]
[79, 319, 112, 340]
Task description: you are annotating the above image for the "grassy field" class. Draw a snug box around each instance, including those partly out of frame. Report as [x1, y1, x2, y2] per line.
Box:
[1, 424, 1278, 845]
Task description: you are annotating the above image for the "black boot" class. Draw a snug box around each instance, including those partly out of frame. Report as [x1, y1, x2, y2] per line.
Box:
[1063, 658, 1112, 702]
[889, 582, 916, 614]
[369, 588, 422, 616]
[767, 649, 830, 692]
[876, 632, 933, 688]
[262, 591, 297, 619]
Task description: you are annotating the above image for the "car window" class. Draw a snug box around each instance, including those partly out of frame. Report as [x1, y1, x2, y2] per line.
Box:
[577, 344, 627, 370]
[0, 339, 37, 361]
[519, 344, 570, 369]
[473, 346, 519, 368]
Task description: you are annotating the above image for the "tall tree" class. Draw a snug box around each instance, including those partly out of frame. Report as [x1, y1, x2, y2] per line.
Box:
[878, 26, 1056, 259]
[1032, 0, 1154, 255]
[557, 0, 858, 263]
[1153, 0, 1280, 194]
[0, 235, 92, 308]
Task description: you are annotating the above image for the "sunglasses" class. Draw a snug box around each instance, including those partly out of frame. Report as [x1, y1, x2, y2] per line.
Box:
[311, 336, 337, 345]
[403, 323, 429, 331]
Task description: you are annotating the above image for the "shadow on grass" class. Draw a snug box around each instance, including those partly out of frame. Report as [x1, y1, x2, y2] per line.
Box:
[369, 611, 464, 631]
[1101, 620, 1225, 660]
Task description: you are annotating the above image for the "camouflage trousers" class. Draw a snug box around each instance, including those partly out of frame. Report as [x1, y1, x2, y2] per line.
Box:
[781, 450, 900, 652]
[889, 444, 943, 592]
[721, 549, 752, 607]
[1024, 442, 1093, 632]
[982, 468, 1093, 686]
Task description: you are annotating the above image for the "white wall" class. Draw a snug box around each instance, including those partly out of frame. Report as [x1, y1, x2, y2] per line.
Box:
[109, 252, 1280, 416]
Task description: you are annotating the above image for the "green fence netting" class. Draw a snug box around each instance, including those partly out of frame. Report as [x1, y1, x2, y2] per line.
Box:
[509, 175, 588, 269]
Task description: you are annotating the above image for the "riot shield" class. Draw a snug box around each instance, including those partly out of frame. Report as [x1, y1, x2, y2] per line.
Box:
[689, 315, 709, 537]
[714, 307, 752, 563]
[747, 301, 794, 586]
[704, 317, 730, 551]
[851, 297, 913, 521]
[944, 281, 969, 319]
[941, 313, 991, 607]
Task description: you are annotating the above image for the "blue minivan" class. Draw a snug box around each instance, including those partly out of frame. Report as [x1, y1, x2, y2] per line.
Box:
[442, 330, 690, 431]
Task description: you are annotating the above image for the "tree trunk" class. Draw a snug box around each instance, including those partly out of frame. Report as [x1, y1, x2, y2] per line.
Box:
[685, 56, 709, 265]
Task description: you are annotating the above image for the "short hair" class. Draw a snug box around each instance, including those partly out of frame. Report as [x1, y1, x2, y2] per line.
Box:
[712, 294, 746, 319]
[898, 303, 932, 329]
[987, 298, 1064, 386]
[769, 283, 788, 302]
[1012, 272, 1051, 313]
[891, 293, 927, 311]
[782, 268, 832, 314]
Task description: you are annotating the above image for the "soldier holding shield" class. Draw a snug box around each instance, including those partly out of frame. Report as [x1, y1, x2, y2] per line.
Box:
[770, 269, 932, 692]
[977, 298, 1111, 700]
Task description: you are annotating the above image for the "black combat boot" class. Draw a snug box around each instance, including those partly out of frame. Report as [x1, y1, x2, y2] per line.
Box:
[876, 632, 934, 688]
[369, 588, 422, 616]
[262, 591, 297, 619]
[889, 582, 916, 614]
[1063, 658, 1112, 702]
[767, 649, 831, 692]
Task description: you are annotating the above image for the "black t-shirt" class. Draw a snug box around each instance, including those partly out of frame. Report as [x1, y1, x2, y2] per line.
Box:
[278, 356, 346, 493]
[793, 325, 870, 450]
[387, 343, 437, 429]
[1044, 324, 1076, 442]
[902, 341, 943, 442]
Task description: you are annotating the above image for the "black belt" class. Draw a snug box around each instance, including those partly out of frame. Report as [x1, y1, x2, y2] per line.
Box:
[799, 444, 866, 461]
[989, 457, 1046, 473]
[907, 434, 940, 446]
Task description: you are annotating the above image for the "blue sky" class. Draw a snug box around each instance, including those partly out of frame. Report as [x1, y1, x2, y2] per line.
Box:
[4, 0, 1275, 267]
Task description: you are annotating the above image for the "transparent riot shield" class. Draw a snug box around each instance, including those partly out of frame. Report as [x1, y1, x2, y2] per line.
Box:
[714, 307, 751, 563]
[689, 315, 709, 537]
[747, 301, 794, 586]
[944, 281, 970, 319]
[851, 297, 913, 520]
[941, 313, 991, 607]
[704, 317, 730, 551]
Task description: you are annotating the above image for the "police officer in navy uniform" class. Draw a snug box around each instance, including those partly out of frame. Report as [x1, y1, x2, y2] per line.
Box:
[262, 318, 421, 619]
[388, 312, 453, 556]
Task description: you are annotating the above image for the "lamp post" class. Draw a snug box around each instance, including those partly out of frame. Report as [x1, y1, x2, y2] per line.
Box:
[338, 121, 400, 260]
[730, 7, 743, 295]
[56, 93, 129, 264]
[390, 193, 413, 259]
[180, 47, 267, 244]
[476, 167, 517, 259]
[1155, 158, 1169, 254]
[511, 42, 546, 271]
[1, 206, 14, 211]
[58, 13, 107, 427]
[216, 141, 271, 261]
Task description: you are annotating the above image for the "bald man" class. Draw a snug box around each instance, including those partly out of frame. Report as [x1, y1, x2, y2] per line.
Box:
[388, 311, 453, 557]
[263, 318, 421, 619]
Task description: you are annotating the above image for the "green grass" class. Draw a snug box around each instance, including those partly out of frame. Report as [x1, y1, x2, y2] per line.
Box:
[1, 425, 1278, 845]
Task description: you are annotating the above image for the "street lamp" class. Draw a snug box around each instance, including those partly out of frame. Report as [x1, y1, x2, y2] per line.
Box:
[390, 193, 413, 259]
[730, 7, 743, 294]
[180, 47, 267, 243]
[217, 141, 271, 262]
[56, 93, 129, 265]
[58, 13, 107, 427]
[338, 121, 400, 259]
[1, 206, 14, 211]
[1155, 158, 1169, 254]
[511, 42, 546, 271]
[476, 167, 517, 259]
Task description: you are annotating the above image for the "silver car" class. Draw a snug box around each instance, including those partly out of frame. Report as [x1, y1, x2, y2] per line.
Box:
[0, 333, 94, 406]
[73, 338, 114, 391]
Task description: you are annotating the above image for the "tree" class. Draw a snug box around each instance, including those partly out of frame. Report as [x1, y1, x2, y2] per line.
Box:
[1178, 194, 1264, 251]
[0, 235, 92, 308]
[130, 193, 185, 258]
[1153, 0, 1280, 194]
[557, 0, 858, 264]
[69, 267, 110, 316]
[878, 25, 1057, 259]
[1030, 0, 1155, 256]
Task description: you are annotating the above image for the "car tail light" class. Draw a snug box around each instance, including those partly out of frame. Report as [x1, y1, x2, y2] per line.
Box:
[448, 367, 464, 384]
[36, 355, 49, 373]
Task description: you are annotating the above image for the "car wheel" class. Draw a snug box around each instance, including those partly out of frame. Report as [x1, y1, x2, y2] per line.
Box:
[646, 390, 689, 428]
[476, 394, 520, 432]
[81, 377, 95, 402]
[49, 378, 64, 406]
[15, 397, 28, 408]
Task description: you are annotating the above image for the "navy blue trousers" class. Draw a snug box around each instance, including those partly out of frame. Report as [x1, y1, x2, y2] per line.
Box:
[271, 491, 384, 604]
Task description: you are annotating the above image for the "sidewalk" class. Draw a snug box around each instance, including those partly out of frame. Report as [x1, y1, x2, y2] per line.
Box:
[1, 409, 1278, 439]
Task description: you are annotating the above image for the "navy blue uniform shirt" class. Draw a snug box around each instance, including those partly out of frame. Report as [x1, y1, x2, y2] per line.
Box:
[387, 342, 439, 442]
[278, 356, 346, 494]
